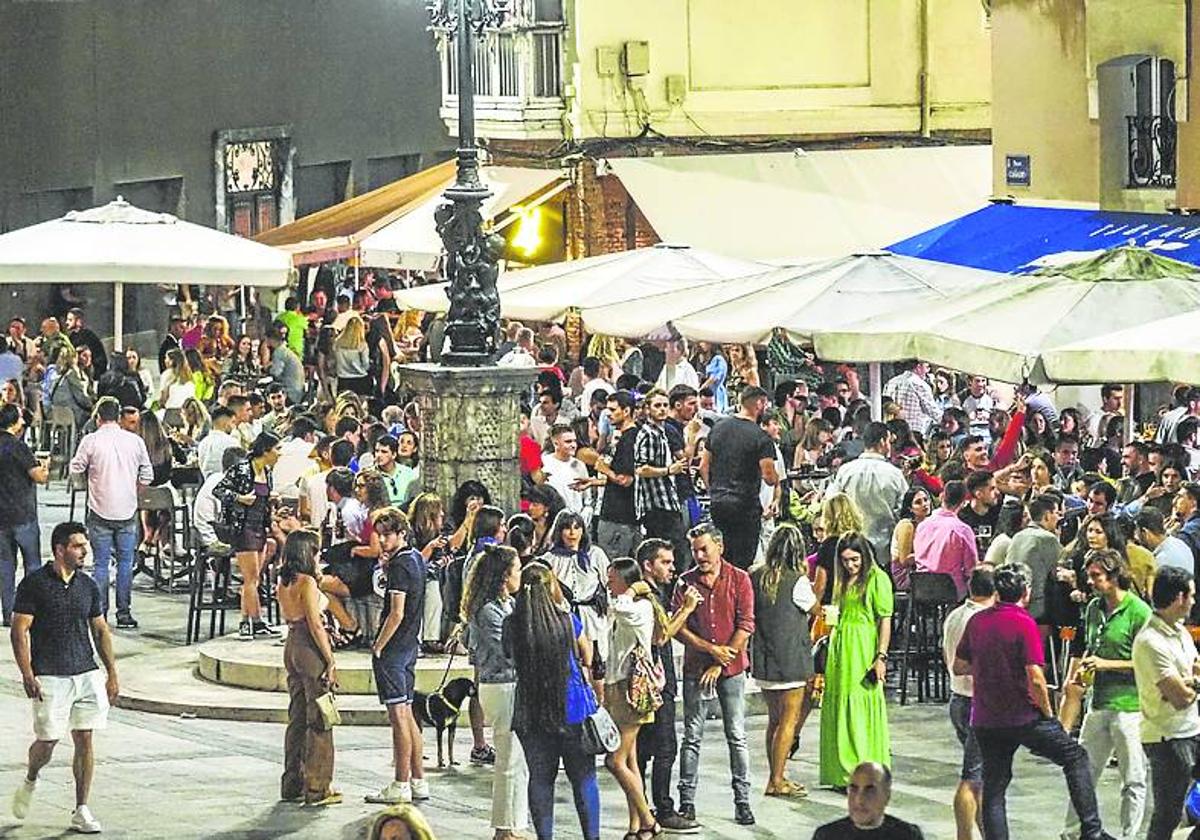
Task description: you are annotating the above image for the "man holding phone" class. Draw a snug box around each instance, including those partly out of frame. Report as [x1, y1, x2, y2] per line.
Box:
[0, 403, 49, 627]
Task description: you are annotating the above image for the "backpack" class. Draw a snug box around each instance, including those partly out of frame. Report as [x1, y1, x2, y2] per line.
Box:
[625, 642, 665, 715]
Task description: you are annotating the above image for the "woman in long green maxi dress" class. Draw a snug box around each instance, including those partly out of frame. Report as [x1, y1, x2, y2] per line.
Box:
[818, 532, 894, 787]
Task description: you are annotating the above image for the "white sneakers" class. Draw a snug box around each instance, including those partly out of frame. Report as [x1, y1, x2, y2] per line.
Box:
[11, 778, 35, 820]
[410, 778, 430, 801]
[365, 778, 430, 804]
[70, 804, 103, 834]
[365, 780, 412, 805]
[12, 780, 102, 834]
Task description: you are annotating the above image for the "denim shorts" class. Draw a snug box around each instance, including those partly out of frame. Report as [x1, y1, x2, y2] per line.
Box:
[373, 644, 418, 706]
[949, 692, 983, 783]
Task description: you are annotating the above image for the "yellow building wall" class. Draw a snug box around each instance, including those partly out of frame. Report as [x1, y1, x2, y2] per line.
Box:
[1177, 7, 1200, 209]
[989, 0, 1188, 206]
[568, 0, 991, 140]
[989, 0, 1094, 202]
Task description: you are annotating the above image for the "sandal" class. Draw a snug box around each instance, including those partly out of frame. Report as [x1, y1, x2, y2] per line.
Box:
[637, 824, 663, 839]
[765, 779, 808, 798]
[304, 790, 343, 807]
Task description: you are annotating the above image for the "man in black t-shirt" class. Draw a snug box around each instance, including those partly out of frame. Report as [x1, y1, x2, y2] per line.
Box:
[65, 308, 108, 377]
[367, 509, 430, 805]
[11, 521, 119, 834]
[700, 386, 779, 570]
[0, 403, 49, 626]
[812, 762, 925, 840]
[594, 390, 641, 559]
[959, 470, 1002, 557]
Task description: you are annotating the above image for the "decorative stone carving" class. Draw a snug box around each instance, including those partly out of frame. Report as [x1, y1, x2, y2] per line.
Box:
[399, 363, 534, 515]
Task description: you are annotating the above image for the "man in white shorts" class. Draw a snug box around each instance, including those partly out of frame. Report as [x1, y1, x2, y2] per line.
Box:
[10, 521, 119, 834]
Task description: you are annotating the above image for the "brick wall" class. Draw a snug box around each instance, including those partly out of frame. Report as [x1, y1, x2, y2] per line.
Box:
[565, 160, 659, 259]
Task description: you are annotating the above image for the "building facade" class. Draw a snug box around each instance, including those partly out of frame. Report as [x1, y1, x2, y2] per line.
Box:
[0, 0, 452, 332]
[427, 0, 994, 258]
[990, 0, 1195, 212]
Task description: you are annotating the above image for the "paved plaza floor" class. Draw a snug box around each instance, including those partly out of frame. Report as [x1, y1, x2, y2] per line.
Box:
[0, 485, 1170, 838]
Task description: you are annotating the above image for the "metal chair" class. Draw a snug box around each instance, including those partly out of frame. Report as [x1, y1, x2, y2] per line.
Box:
[136, 485, 193, 592]
[46, 405, 78, 480]
[897, 571, 960, 705]
[67, 471, 88, 521]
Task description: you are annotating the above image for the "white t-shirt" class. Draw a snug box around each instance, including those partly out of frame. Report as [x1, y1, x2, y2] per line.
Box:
[1133, 613, 1200, 743]
[543, 454, 591, 522]
[273, 437, 317, 500]
[943, 598, 989, 697]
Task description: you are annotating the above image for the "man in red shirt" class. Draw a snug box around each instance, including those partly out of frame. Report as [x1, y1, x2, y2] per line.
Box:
[953, 563, 1115, 840]
[517, 405, 544, 513]
[672, 522, 756, 827]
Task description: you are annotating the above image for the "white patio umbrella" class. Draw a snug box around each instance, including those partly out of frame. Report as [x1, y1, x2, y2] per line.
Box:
[393, 243, 766, 322]
[0, 197, 292, 348]
[1042, 308, 1200, 383]
[579, 252, 1004, 343]
[814, 248, 1200, 383]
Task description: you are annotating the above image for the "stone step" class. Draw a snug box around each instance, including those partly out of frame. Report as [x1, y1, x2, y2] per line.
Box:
[194, 631, 472, 695]
[115, 643, 390, 726]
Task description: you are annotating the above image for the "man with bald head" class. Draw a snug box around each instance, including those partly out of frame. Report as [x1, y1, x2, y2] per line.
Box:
[812, 762, 924, 839]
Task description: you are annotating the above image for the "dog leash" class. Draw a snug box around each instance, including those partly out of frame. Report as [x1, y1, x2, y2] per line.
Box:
[422, 631, 461, 720]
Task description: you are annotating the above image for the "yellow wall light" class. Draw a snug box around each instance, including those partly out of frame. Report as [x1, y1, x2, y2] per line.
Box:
[510, 204, 545, 258]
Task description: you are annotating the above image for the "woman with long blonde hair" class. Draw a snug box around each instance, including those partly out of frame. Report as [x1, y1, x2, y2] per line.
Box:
[749, 523, 817, 797]
[333, 315, 371, 396]
[812, 492, 865, 604]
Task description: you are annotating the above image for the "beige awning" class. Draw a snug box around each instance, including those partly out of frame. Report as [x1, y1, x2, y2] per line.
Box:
[606, 145, 992, 261]
[359, 167, 566, 272]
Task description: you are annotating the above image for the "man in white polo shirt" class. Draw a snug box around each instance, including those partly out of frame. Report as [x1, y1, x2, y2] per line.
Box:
[1132, 564, 1200, 840]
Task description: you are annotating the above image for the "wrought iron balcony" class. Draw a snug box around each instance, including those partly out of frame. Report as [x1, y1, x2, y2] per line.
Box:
[1127, 114, 1177, 189]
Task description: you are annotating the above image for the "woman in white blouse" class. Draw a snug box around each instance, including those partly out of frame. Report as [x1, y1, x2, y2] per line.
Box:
[539, 510, 610, 696]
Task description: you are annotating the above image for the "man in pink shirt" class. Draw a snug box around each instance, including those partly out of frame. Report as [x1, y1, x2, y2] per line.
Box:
[69, 398, 153, 628]
[914, 479, 979, 598]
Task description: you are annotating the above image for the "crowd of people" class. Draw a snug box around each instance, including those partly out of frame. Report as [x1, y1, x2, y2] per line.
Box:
[6, 280, 1200, 838]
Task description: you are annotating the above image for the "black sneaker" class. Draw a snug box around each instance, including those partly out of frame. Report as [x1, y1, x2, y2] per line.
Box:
[115, 612, 139, 630]
[253, 621, 281, 638]
[734, 803, 755, 826]
[470, 745, 496, 765]
[658, 811, 701, 833]
[677, 803, 696, 824]
[238, 619, 254, 641]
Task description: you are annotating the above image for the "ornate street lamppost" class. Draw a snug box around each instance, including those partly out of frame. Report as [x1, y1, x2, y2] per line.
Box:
[427, 0, 512, 366]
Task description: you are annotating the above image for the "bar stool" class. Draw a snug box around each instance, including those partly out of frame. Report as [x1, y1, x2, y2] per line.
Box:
[46, 405, 78, 480]
[187, 537, 237, 644]
[897, 571, 960, 705]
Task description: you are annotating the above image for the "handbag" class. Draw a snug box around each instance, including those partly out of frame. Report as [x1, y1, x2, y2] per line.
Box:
[315, 690, 342, 729]
[626, 642, 665, 715]
[580, 704, 620, 755]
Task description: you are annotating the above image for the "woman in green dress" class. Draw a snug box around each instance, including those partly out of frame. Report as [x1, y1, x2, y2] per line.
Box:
[818, 531, 894, 788]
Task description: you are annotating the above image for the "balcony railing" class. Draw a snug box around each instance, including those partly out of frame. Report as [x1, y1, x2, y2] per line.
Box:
[1127, 114, 1177, 189]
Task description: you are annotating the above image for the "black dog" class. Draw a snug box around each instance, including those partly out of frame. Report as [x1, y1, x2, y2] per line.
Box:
[413, 677, 474, 768]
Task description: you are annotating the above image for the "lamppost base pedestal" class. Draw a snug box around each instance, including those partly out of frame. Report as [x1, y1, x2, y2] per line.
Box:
[398, 363, 535, 515]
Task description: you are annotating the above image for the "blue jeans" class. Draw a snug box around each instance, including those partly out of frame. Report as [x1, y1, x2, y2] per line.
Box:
[516, 726, 600, 840]
[87, 512, 138, 617]
[975, 717, 1104, 840]
[0, 520, 41, 624]
[679, 672, 750, 808]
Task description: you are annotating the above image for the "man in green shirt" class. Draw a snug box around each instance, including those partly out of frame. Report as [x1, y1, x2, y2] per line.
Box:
[277, 296, 307, 360]
[1063, 548, 1151, 840]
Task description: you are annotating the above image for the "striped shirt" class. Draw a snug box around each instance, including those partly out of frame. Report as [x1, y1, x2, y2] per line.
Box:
[633, 420, 680, 520]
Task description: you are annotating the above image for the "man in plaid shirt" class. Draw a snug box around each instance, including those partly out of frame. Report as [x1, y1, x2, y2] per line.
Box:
[635, 390, 689, 568]
[883, 360, 942, 437]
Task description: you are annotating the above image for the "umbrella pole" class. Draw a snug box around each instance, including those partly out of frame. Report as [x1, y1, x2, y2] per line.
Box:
[1125, 382, 1135, 444]
[113, 281, 124, 353]
[869, 362, 882, 421]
